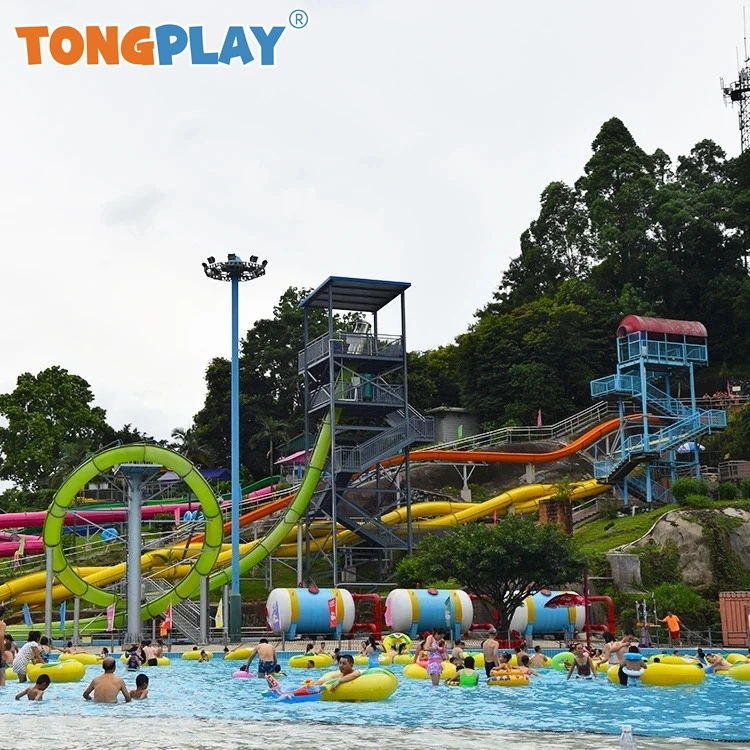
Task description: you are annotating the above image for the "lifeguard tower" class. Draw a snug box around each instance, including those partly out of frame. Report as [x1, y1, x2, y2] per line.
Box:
[297, 277, 434, 586]
[590, 316, 727, 504]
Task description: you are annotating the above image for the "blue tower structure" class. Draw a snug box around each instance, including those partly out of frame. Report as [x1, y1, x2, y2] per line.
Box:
[590, 316, 727, 504]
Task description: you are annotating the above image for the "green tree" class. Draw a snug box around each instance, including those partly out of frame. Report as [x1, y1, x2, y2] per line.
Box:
[493, 181, 593, 311]
[576, 117, 657, 293]
[407, 345, 462, 411]
[396, 517, 585, 631]
[170, 426, 214, 467]
[458, 281, 617, 426]
[252, 416, 289, 479]
[0, 367, 111, 491]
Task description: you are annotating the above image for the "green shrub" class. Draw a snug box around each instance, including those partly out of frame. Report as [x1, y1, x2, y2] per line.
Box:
[598, 497, 620, 520]
[670, 477, 709, 502]
[717, 481, 739, 500]
[637, 542, 682, 588]
[678, 494, 712, 508]
[740, 478, 750, 500]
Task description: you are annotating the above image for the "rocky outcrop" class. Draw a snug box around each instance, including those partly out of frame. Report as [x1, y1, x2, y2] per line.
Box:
[629, 508, 750, 587]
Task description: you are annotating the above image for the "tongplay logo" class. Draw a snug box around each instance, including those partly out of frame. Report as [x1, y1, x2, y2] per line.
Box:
[14, 15, 308, 67]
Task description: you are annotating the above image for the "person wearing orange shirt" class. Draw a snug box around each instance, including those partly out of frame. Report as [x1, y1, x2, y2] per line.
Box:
[659, 611, 682, 646]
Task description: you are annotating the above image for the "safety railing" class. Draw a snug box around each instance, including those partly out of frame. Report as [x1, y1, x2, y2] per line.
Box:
[432, 400, 621, 452]
[298, 332, 403, 372]
[617, 333, 708, 366]
[309, 380, 405, 410]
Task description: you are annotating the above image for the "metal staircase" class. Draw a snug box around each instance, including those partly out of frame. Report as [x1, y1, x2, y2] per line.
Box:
[142, 578, 201, 643]
[593, 411, 726, 483]
[333, 413, 434, 474]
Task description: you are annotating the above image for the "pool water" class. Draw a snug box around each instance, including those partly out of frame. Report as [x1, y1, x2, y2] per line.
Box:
[4, 653, 750, 748]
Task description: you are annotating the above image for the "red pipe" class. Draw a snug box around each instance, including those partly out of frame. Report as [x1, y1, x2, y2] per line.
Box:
[351, 593, 382, 639]
[585, 595, 616, 635]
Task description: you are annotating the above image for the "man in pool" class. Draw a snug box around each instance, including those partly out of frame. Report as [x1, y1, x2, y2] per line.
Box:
[82, 657, 132, 703]
[314, 654, 361, 692]
[481, 628, 499, 678]
[245, 637, 277, 678]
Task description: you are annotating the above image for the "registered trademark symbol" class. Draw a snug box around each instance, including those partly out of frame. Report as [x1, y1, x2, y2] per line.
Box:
[289, 9, 308, 28]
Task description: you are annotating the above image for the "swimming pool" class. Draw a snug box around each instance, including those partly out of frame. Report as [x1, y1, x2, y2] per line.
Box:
[5, 652, 750, 748]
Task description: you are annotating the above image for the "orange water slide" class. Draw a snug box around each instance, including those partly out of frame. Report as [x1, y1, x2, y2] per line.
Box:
[381, 416, 626, 467]
[189, 494, 293, 545]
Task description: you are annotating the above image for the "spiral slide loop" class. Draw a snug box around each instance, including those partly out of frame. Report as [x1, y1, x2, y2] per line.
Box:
[42, 444, 223, 626]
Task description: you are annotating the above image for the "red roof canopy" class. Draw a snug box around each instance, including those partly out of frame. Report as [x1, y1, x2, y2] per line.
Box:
[617, 315, 707, 339]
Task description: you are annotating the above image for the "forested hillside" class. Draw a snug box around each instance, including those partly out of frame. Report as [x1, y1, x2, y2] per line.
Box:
[190, 118, 750, 475]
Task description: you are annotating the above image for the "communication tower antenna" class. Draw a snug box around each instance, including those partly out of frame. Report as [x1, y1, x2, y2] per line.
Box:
[722, 7, 750, 152]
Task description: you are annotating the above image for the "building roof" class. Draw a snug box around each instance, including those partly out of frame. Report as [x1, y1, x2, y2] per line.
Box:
[275, 449, 307, 464]
[617, 315, 708, 338]
[158, 467, 230, 482]
[298, 276, 410, 312]
[425, 406, 473, 414]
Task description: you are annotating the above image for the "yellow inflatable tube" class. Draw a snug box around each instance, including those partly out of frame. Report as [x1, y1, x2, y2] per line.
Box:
[464, 652, 485, 668]
[487, 673, 529, 687]
[288, 653, 334, 669]
[319, 667, 398, 702]
[607, 663, 705, 686]
[508, 653, 552, 668]
[224, 647, 255, 661]
[382, 632, 412, 652]
[119, 654, 170, 666]
[728, 663, 750, 681]
[60, 652, 101, 665]
[646, 655, 696, 665]
[182, 651, 213, 661]
[402, 661, 456, 680]
[354, 653, 413, 666]
[726, 653, 749, 664]
[27, 661, 86, 683]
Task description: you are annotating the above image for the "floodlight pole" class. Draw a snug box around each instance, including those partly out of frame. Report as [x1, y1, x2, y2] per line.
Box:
[202, 254, 267, 641]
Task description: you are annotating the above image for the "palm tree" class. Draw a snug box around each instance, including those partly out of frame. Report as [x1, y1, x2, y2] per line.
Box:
[252, 416, 289, 479]
[170, 427, 214, 467]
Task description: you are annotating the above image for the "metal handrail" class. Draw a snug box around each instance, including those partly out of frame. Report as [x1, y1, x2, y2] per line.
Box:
[432, 401, 619, 452]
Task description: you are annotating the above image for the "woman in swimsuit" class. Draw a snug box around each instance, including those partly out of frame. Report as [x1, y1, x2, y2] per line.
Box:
[424, 631, 444, 686]
[364, 635, 381, 668]
[566, 643, 597, 680]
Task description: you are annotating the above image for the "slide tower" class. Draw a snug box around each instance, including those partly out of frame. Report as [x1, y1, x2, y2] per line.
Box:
[590, 316, 727, 504]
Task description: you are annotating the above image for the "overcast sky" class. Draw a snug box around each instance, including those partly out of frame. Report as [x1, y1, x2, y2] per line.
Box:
[0, 0, 745, 445]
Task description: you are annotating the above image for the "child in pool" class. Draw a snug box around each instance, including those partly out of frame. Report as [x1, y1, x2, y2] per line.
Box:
[16, 673, 50, 701]
[517, 654, 540, 677]
[445, 655, 479, 686]
[126, 651, 141, 671]
[129, 673, 149, 699]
